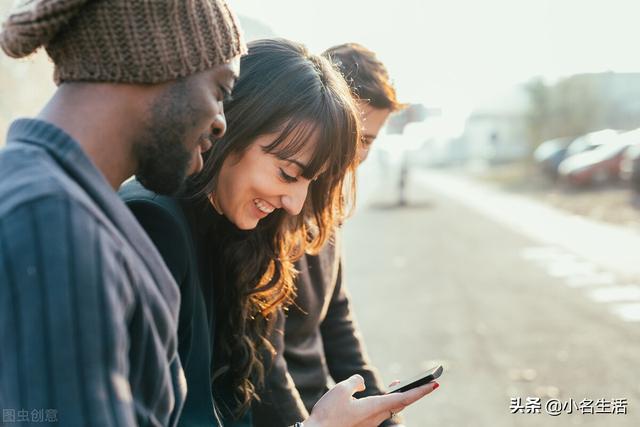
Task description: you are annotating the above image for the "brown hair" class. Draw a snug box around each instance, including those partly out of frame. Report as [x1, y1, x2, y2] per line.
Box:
[323, 42, 404, 111]
[0, 0, 245, 84]
[182, 38, 359, 416]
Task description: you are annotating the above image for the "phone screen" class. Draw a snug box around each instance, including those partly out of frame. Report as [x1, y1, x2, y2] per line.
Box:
[386, 365, 443, 394]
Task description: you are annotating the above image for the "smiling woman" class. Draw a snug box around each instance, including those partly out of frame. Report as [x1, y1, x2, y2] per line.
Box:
[120, 38, 360, 426]
[213, 131, 315, 229]
[190, 37, 359, 239]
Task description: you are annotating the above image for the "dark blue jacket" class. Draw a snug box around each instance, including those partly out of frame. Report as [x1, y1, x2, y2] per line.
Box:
[0, 119, 185, 426]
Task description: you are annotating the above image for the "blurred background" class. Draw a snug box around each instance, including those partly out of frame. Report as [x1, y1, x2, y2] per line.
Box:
[3, 0, 640, 425]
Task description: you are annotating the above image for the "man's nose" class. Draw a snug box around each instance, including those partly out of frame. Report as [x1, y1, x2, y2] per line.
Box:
[280, 182, 309, 216]
[210, 113, 227, 141]
[358, 145, 371, 164]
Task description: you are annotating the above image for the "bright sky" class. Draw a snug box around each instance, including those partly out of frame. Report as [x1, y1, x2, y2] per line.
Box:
[2, 0, 639, 139]
[230, 0, 640, 124]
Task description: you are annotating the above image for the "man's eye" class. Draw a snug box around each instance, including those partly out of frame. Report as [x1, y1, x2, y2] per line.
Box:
[279, 168, 298, 183]
[220, 87, 233, 104]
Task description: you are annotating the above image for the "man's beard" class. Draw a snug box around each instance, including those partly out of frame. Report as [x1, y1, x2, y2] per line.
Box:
[134, 80, 195, 195]
[134, 127, 192, 195]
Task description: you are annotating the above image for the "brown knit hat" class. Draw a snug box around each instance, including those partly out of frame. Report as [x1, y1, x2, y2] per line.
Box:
[0, 0, 247, 84]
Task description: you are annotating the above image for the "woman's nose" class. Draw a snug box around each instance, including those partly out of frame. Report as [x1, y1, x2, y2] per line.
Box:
[280, 182, 309, 216]
[358, 145, 371, 163]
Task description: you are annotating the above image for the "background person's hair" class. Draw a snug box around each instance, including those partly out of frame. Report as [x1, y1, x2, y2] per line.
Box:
[182, 38, 359, 416]
[322, 42, 404, 111]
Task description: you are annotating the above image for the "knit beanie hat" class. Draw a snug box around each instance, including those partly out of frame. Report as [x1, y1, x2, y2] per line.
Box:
[0, 0, 247, 85]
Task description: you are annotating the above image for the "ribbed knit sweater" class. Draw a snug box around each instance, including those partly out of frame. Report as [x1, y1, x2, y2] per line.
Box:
[0, 119, 185, 426]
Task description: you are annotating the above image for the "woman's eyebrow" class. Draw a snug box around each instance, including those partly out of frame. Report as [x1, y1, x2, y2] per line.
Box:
[285, 158, 308, 171]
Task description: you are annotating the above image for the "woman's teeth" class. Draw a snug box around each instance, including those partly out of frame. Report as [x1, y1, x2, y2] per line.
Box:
[254, 199, 275, 214]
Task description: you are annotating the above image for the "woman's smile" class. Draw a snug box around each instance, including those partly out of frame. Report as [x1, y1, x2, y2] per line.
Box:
[253, 198, 276, 217]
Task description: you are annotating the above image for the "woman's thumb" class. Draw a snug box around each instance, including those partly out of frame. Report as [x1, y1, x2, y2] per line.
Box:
[343, 374, 366, 395]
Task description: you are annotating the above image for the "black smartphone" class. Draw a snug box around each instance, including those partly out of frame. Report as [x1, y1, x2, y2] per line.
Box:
[386, 365, 443, 394]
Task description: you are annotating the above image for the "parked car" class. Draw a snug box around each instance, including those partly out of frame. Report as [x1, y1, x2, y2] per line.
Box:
[619, 138, 640, 193]
[544, 129, 616, 182]
[533, 137, 574, 178]
[564, 129, 618, 158]
[558, 129, 640, 187]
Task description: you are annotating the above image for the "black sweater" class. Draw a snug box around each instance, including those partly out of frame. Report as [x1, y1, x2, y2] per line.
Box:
[253, 233, 400, 427]
[120, 181, 252, 427]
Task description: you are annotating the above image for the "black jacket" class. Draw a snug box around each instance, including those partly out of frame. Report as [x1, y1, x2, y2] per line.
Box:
[120, 181, 252, 427]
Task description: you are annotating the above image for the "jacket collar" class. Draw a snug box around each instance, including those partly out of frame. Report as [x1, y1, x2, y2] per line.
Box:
[7, 118, 180, 320]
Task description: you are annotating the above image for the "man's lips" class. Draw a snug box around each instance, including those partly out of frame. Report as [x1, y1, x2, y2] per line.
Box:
[200, 136, 213, 153]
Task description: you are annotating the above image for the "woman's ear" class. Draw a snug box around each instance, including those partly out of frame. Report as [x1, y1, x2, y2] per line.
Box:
[208, 193, 224, 215]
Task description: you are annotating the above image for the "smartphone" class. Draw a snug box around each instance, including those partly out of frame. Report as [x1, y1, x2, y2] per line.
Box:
[386, 365, 443, 394]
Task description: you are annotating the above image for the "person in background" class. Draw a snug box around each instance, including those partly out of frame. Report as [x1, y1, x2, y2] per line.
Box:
[121, 38, 437, 427]
[253, 43, 429, 427]
[0, 0, 244, 425]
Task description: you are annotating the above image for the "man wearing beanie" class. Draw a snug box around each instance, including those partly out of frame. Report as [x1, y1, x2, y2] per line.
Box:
[0, 1, 244, 426]
[254, 43, 415, 427]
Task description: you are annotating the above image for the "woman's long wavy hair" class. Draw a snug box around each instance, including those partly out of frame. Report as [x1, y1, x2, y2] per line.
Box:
[182, 38, 360, 416]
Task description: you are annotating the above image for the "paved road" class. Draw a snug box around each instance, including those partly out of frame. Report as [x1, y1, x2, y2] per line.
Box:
[342, 168, 640, 427]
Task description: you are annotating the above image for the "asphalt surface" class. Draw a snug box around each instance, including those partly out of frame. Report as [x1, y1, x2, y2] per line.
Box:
[342, 167, 640, 427]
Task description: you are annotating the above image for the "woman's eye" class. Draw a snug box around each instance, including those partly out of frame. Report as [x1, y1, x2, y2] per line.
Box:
[279, 168, 298, 183]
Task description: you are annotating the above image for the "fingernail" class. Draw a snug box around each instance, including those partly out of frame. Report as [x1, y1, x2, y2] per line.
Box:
[432, 382, 440, 390]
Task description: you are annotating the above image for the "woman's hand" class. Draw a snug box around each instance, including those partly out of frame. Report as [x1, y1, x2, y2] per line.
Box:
[302, 374, 439, 427]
